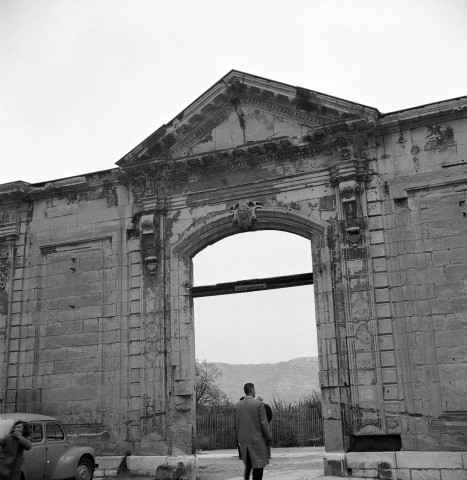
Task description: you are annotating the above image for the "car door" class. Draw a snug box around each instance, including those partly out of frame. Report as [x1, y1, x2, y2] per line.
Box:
[44, 422, 69, 479]
[22, 422, 47, 480]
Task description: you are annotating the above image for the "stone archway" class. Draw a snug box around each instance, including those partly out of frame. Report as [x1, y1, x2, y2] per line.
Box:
[165, 206, 348, 456]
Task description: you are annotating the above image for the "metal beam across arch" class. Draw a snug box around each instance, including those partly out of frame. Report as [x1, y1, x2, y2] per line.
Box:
[191, 272, 313, 297]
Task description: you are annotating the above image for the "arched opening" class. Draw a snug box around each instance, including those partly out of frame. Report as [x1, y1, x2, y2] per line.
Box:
[192, 229, 322, 450]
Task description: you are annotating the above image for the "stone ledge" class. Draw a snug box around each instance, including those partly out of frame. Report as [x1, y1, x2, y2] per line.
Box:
[395, 451, 463, 469]
[346, 451, 396, 469]
[336, 451, 467, 479]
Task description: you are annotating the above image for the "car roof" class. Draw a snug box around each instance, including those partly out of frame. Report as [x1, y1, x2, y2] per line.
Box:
[0, 413, 58, 422]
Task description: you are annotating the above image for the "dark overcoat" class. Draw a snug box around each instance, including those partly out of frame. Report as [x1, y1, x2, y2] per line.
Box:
[0, 434, 31, 480]
[235, 396, 272, 469]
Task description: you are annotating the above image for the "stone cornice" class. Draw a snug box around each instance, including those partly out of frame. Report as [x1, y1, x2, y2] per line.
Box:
[27, 171, 119, 200]
[119, 118, 377, 182]
[0, 181, 30, 201]
[120, 120, 378, 205]
[377, 96, 467, 133]
[27, 176, 89, 200]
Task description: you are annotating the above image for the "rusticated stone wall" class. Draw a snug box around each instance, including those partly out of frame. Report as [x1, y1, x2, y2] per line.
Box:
[0, 72, 466, 478]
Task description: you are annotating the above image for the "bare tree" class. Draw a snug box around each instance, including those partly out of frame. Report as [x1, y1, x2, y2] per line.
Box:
[195, 359, 231, 410]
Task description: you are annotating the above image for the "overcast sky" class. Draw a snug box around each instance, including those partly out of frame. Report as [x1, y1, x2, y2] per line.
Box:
[2, 0, 467, 363]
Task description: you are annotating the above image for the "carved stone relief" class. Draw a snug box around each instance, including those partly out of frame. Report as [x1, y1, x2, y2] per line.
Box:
[0, 243, 9, 315]
[230, 201, 263, 231]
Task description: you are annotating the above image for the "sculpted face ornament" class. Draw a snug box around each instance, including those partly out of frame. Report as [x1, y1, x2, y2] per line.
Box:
[230, 201, 263, 231]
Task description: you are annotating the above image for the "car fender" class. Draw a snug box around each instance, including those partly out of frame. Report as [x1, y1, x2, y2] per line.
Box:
[49, 446, 96, 479]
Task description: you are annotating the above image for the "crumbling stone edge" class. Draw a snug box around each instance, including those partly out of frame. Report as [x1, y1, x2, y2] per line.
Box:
[95, 454, 198, 480]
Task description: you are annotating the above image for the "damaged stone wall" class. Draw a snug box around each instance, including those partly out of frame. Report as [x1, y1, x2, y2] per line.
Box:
[0, 72, 466, 465]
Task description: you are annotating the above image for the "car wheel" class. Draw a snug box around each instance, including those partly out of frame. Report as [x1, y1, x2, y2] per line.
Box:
[76, 458, 93, 480]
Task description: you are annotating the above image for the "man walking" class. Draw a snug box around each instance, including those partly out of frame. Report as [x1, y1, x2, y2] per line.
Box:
[235, 383, 272, 480]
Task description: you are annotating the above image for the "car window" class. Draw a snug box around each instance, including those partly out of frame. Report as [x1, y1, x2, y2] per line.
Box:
[29, 423, 43, 442]
[46, 423, 65, 441]
[0, 420, 14, 441]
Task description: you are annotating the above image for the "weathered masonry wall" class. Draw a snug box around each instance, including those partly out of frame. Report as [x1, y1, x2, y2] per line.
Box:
[0, 71, 466, 477]
[380, 118, 467, 451]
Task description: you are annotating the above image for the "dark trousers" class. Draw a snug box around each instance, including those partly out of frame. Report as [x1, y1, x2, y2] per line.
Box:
[244, 449, 263, 480]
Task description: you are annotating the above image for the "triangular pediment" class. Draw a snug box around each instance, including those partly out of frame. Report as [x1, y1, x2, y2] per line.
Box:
[117, 70, 379, 166]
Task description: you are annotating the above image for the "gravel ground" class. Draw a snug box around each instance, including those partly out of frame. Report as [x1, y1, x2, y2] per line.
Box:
[197, 447, 326, 480]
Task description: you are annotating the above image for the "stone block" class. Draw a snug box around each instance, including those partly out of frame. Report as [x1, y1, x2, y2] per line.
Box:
[370, 230, 384, 245]
[440, 470, 467, 480]
[411, 470, 441, 480]
[396, 452, 463, 469]
[324, 421, 345, 451]
[351, 468, 378, 477]
[450, 247, 467, 264]
[376, 302, 391, 318]
[381, 368, 397, 384]
[435, 281, 465, 297]
[372, 257, 387, 272]
[323, 452, 346, 476]
[358, 385, 377, 403]
[436, 345, 467, 364]
[374, 273, 389, 288]
[432, 250, 451, 266]
[83, 318, 99, 332]
[431, 298, 452, 314]
[379, 334, 394, 351]
[367, 188, 381, 202]
[370, 244, 386, 258]
[378, 318, 393, 334]
[397, 468, 411, 480]
[435, 330, 466, 348]
[383, 384, 399, 400]
[380, 351, 396, 367]
[368, 215, 383, 230]
[451, 296, 467, 314]
[356, 369, 376, 386]
[346, 451, 396, 469]
[368, 202, 382, 216]
[95, 456, 123, 470]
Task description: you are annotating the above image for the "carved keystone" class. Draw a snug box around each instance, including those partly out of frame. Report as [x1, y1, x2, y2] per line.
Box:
[230, 201, 263, 231]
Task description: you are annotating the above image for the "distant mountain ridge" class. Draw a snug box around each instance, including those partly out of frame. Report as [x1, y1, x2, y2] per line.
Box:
[213, 356, 320, 404]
